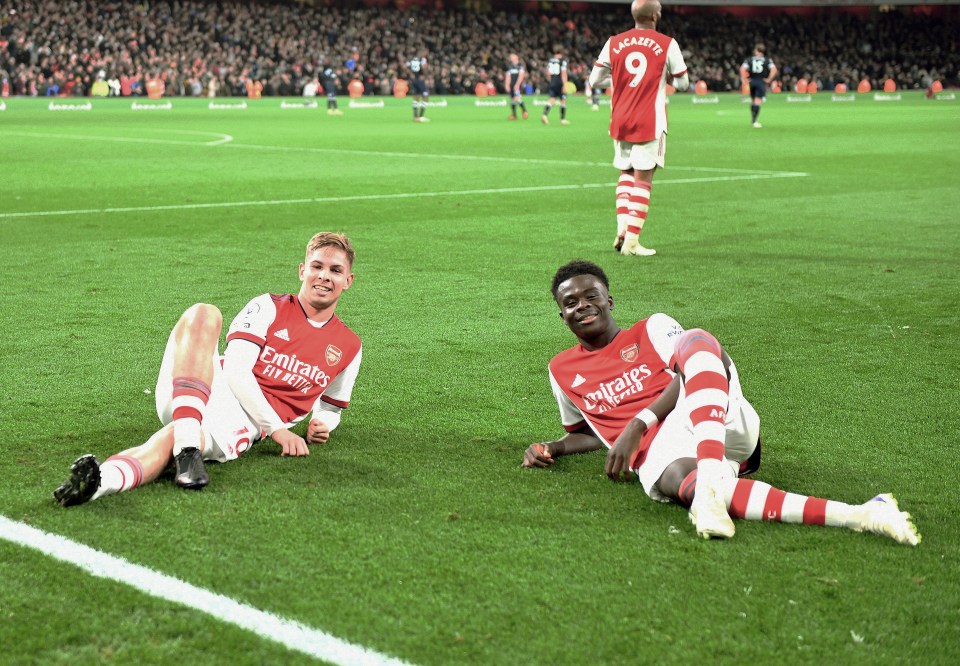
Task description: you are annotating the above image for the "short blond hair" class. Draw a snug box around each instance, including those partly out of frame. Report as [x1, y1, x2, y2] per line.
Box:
[306, 232, 355, 267]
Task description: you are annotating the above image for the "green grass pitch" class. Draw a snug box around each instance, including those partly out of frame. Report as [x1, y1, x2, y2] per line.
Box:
[1, 91, 959, 664]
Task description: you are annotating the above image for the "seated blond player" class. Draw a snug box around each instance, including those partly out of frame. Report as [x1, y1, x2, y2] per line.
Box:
[522, 259, 920, 545]
[54, 232, 362, 506]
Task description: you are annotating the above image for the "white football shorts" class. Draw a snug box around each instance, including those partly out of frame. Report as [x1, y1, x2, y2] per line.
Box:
[636, 364, 760, 501]
[613, 133, 666, 171]
[155, 330, 261, 463]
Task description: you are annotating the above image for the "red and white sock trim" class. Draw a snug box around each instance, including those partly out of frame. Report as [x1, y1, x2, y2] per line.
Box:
[625, 183, 651, 235]
[106, 455, 144, 491]
[171, 376, 211, 423]
[674, 330, 729, 464]
[93, 454, 145, 499]
[172, 376, 210, 455]
[725, 478, 846, 526]
[616, 174, 634, 233]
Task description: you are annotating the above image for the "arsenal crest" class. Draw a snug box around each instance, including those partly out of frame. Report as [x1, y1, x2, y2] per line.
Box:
[620, 343, 639, 363]
[325, 344, 342, 366]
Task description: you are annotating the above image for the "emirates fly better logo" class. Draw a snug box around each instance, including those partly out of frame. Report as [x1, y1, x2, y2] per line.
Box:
[582, 364, 653, 412]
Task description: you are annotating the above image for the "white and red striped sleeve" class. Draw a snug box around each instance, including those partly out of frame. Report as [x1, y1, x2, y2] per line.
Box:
[315, 346, 362, 411]
[223, 295, 286, 435]
[588, 38, 613, 90]
[225, 294, 276, 347]
[666, 39, 690, 90]
[666, 38, 688, 79]
[645, 313, 686, 367]
[548, 366, 586, 433]
[223, 339, 285, 435]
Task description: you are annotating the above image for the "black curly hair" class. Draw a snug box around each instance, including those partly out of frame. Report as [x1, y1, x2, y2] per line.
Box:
[551, 260, 610, 299]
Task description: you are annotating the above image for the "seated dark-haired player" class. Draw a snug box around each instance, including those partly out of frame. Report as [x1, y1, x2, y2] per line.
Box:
[522, 259, 920, 545]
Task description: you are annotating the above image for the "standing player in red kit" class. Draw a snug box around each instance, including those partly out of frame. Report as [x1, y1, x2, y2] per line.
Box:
[588, 0, 689, 257]
[54, 232, 362, 506]
[522, 260, 920, 545]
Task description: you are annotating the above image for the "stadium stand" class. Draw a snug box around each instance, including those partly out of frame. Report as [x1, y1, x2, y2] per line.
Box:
[0, 0, 956, 98]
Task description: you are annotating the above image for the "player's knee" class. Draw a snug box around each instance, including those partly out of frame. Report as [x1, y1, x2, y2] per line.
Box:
[674, 328, 723, 364]
[181, 303, 223, 336]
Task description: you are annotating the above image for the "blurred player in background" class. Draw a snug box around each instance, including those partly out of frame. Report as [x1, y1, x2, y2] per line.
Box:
[740, 43, 777, 128]
[585, 78, 601, 111]
[505, 53, 528, 120]
[322, 60, 343, 115]
[54, 233, 363, 506]
[522, 259, 921, 546]
[407, 50, 430, 122]
[588, 0, 689, 257]
[541, 47, 569, 126]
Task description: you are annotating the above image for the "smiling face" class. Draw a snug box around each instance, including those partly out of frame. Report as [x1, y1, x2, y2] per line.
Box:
[298, 245, 353, 320]
[554, 274, 619, 350]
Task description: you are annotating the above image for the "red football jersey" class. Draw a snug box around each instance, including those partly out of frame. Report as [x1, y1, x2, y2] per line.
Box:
[548, 314, 684, 461]
[226, 293, 362, 424]
[595, 29, 687, 143]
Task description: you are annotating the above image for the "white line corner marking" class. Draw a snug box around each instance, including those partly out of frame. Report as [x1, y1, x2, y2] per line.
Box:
[0, 515, 413, 666]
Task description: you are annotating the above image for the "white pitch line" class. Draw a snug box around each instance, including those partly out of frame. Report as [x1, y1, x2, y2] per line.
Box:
[2, 129, 601, 166]
[0, 173, 807, 220]
[2, 130, 233, 147]
[0, 129, 803, 172]
[0, 515, 414, 666]
[225, 140, 611, 167]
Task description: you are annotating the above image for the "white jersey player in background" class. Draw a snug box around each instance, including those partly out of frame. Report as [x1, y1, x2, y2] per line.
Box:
[55, 232, 362, 506]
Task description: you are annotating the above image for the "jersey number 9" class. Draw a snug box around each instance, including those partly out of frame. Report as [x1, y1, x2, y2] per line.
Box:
[625, 52, 648, 88]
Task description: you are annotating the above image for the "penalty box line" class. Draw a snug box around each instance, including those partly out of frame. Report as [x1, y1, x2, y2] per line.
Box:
[0, 515, 415, 666]
[0, 173, 807, 220]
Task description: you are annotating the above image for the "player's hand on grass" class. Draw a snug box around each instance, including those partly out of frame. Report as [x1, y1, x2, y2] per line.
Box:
[272, 428, 310, 457]
[605, 428, 641, 481]
[306, 418, 331, 444]
[522, 443, 555, 468]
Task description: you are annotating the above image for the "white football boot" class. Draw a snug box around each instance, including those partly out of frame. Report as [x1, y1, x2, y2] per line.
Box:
[620, 235, 657, 257]
[850, 494, 921, 546]
[689, 460, 736, 539]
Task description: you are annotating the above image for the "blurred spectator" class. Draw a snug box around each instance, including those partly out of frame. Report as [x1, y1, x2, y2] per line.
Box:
[0, 0, 955, 98]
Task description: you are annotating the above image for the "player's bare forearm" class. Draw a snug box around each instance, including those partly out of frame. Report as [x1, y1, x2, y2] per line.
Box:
[605, 419, 644, 480]
[522, 428, 602, 468]
[605, 377, 681, 479]
[552, 430, 603, 456]
[648, 375, 681, 422]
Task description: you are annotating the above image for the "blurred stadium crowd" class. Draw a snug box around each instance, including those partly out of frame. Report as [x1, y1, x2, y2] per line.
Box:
[1, 0, 956, 98]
